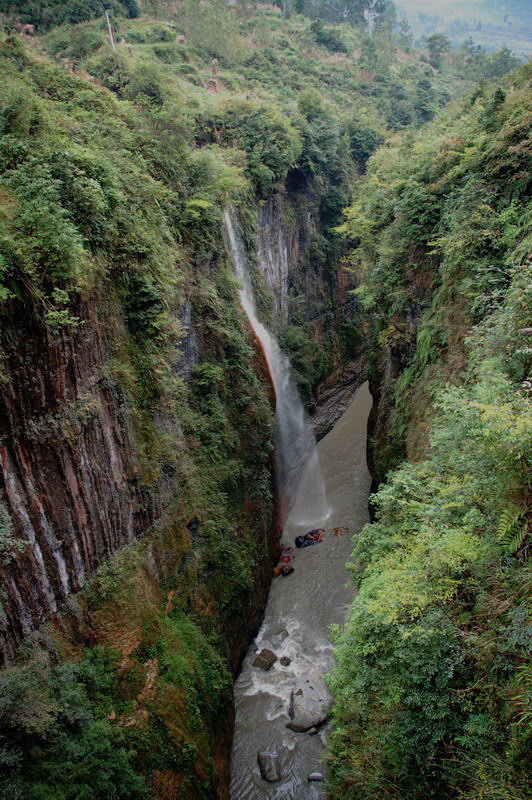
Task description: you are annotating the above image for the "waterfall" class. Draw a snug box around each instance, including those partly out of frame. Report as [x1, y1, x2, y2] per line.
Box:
[223, 207, 329, 525]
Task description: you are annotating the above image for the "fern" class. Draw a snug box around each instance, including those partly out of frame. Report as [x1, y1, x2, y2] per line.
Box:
[417, 325, 433, 367]
[496, 506, 527, 553]
[512, 664, 532, 726]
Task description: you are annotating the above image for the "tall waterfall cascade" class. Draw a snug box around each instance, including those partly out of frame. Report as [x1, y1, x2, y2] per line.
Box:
[223, 207, 329, 524]
[223, 208, 372, 799]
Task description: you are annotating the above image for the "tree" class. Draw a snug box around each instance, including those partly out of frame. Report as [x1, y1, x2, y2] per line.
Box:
[310, 18, 349, 52]
[0, 0, 139, 30]
[180, 0, 246, 63]
[296, 0, 391, 28]
[457, 36, 486, 78]
[359, 35, 379, 70]
[425, 32, 451, 70]
[485, 46, 521, 79]
[397, 12, 413, 50]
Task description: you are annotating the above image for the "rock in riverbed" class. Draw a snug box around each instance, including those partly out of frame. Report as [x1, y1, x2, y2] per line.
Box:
[253, 648, 277, 670]
[287, 676, 331, 732]
[257, 750, 281, 781]
[280, 655, 291, 666]
[308, 772, 324, 782]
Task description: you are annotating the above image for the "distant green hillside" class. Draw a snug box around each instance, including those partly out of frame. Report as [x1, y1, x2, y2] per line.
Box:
[398, 0, 532, 55]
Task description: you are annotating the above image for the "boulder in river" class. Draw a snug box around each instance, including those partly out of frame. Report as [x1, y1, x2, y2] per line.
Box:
[253, 648, 277, 670]
[287, 676, 331, 732]
[308, 772, 324, 782]
[270, 628, 289, 647]
[257, 750, 281, 781]
[280, 655, 291, 666]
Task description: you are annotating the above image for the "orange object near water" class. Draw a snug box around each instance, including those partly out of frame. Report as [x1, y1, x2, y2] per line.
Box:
[280, 555, 294, 563]
[273, 564, 294, 577]
[333, 526, 349, 537]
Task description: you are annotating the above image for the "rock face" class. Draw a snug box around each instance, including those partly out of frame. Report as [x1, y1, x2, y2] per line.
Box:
[0, 294, 206, 666]
[312, 359, 367, 441]
[287, 676, 331, 732]
[257, 750, 281, 782]
[258, 198, 290, 324]
[257, 193, 358, 342]
[253, 648, 277, 670]
[0, 304, 157, 665]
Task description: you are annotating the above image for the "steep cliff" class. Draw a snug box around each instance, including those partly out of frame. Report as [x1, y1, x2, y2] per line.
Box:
[0, 4, 517, 797]
[0, 31, 279, 797]
[256, 192, 363, 396]
[0, 300, 153, 661]
[329, 67, 532, 800]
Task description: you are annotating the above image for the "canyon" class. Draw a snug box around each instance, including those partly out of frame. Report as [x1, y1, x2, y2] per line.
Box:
[0, 6, 529, 800]
[0, 191, 360, 664]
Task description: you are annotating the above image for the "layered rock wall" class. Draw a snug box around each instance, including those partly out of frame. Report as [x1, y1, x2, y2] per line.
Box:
[257, 193, 357, 339]
[0, 303, 153, 663]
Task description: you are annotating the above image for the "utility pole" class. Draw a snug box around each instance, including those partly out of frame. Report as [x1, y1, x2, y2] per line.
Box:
[105, 9, 116, 52]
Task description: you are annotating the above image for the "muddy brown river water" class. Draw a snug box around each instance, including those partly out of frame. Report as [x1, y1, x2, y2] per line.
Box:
[229, 383, 372, 799]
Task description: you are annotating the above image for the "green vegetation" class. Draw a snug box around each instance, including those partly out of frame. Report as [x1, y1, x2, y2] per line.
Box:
[310, 18, 349, 54]
[0, 13, 273, 798]
[6, 0, 514, 400]
[0, 1, 528, 798]
[425, 31, 451, 69]
[329, 66, 531, 799]
[2, 0, 480, 384]
[0, 647, 147, 799]
[13, 0, 496, 407]
[0, 0, 139, 30]
[455, 39, 521, 81]
[0, 503, 24, 563]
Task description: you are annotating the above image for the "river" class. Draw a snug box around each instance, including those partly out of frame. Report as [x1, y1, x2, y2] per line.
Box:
[229, 383, 372, 799]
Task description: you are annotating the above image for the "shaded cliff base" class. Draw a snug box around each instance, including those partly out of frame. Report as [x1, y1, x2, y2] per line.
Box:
[311, 358, 367, 442]
[0, 474, 277, 800]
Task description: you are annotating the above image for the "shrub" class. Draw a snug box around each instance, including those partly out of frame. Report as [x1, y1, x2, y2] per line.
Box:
[0, 648, 147, 800]
[195, 99, 302, 196]
[310, 18, 349, 53]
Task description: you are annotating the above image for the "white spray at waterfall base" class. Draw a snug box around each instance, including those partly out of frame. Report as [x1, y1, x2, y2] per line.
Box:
[223, 206, 329, 526]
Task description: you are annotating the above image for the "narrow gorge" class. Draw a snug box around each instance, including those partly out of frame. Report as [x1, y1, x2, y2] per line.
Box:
[224, 204, 369, 797]
[0, 3, 530, 800]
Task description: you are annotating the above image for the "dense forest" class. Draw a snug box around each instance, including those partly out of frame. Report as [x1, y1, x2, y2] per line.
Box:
[329, 66, 531, 799]
[0, 1, 529, 799]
